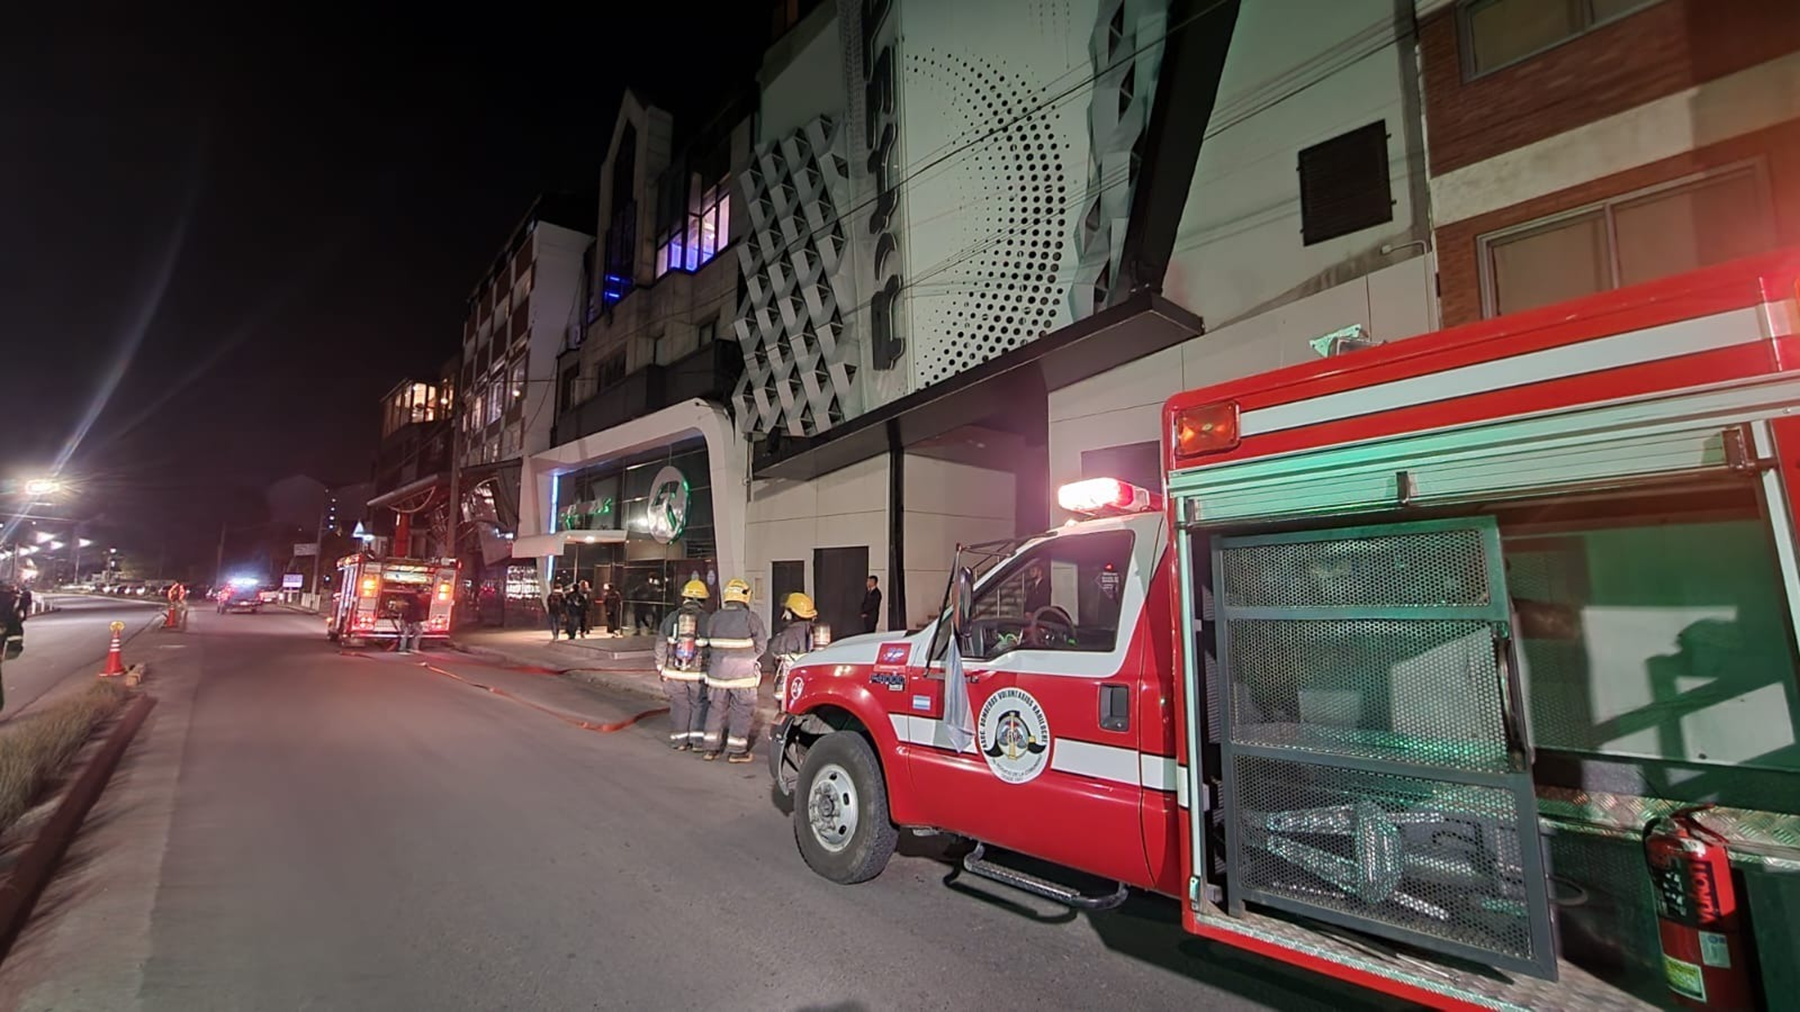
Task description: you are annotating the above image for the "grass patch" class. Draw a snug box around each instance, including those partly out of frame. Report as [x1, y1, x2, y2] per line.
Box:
[0, 681, 129, 833]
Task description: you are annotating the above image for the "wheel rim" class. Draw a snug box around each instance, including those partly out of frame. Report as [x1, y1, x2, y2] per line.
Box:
[806, 762, 859, 853]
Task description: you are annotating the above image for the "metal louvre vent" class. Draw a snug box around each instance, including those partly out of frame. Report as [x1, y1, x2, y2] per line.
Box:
[1220, 528, 1491, 610]
[1297, 120, 1393, 247]
[1227, 618, 1511, 773]
[1232, 754, 1538, 966]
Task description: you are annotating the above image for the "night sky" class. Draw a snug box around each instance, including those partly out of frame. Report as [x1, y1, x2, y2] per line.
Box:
[2, 3, 769, 568]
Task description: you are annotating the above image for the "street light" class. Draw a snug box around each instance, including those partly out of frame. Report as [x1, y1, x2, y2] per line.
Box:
[23, 477, 63, 497]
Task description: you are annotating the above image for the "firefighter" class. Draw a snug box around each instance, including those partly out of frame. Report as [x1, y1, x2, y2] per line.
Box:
[768, 592, 820, 710]
[700, 577, 767, 763]
[654, 579, 712, 751]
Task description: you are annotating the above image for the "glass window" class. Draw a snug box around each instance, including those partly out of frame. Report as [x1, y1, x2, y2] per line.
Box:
[1461, 0, 1661, 77]
[697, 318, 717, 347]
[1499, 481, 1800, 788]
[1488, 212, 1610, 315]
[963, 530, 1134, 660]
[1481, 164, 1773, 317]
[654, 178, 731, 277]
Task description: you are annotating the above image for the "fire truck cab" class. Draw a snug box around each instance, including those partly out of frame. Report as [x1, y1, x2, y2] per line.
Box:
[327, 554, 458, 646]
[773, 249, 1800, 1010]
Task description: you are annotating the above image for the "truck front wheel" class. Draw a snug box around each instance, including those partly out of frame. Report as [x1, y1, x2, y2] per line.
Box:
[793, 731, 898, 884]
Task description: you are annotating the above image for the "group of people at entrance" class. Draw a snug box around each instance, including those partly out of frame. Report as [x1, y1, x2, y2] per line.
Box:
[545, 581, 622, 640]
[653, 578, 821, 764]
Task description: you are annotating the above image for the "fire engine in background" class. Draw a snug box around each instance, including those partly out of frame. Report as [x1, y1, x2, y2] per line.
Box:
[327, 554, 458, 646]
[771, 250, 1800, 1010]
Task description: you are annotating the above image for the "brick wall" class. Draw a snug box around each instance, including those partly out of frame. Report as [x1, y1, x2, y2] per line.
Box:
[1435, 120, 1800, 326]
[1422, 0, 1800, 176]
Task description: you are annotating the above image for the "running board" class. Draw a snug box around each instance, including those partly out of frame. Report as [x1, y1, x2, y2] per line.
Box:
[960, 843, 1129, 911]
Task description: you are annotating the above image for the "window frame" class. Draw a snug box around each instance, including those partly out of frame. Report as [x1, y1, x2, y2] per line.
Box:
[960, 528, 1137, 662]
[1457, 0, 1663, 81]
[1476, 159, 1772, 319]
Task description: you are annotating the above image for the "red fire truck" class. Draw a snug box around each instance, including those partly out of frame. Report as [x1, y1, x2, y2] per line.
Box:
[771, 249, 1800, 1010]
[326, 554, 459, 646]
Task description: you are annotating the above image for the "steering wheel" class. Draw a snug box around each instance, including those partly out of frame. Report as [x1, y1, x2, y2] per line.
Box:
[1021, 605, 1075, 649]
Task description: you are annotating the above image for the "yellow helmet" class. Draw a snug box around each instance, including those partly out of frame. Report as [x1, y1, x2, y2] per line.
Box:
[783, 592, 817, 619]
[723, 578, 751, 604]
[680, 579, 709, 600]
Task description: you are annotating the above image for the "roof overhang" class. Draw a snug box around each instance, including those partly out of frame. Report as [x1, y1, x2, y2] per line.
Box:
[754, 291, 1203, 482]
[512, 529, 629, 559]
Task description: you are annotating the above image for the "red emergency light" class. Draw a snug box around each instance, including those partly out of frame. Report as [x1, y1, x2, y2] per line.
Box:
[1058, 477, 1160, 516]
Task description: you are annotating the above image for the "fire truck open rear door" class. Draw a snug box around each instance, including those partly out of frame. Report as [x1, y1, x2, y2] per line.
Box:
[1211, 516, 1555, 979]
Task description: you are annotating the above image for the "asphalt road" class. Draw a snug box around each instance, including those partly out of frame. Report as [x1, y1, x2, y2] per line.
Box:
[1, 607, 1406, 1011]
[0, 593, 164, 721]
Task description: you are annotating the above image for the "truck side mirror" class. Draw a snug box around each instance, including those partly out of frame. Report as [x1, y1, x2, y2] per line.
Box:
[952, 566, 974, 638]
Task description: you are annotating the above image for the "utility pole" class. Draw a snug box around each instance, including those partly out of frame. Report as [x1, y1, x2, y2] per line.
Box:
[311, 496, 327, 597]
[215, 522, 226, 585]
[445, 388, 461, 564]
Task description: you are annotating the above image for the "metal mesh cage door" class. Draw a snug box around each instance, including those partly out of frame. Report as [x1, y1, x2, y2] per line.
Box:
[1214, 517, 1556, 980]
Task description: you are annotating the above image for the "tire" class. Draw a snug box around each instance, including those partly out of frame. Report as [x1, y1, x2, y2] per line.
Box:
[792, 731, 898, 885]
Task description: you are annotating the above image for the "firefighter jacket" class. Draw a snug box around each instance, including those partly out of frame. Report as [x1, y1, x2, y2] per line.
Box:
[705, 602, 768, 689]
[767, 618, 815, 659]
[655, 602, 710, 681]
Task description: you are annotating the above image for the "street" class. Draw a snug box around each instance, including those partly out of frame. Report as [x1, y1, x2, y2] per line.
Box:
[0, 595, 163, 721]
[0, 608, 1400, 1011]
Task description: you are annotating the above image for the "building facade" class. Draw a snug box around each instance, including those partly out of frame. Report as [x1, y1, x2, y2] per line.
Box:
[515, 0, 1795, 638]
[511, 92, 751, 625]
[453, 194, 595, 624]
[1419, 0, 1800, 325]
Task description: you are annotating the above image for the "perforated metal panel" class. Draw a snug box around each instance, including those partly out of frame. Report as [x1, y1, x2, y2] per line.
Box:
[1227, 618, 1511, 773]
[1215, 517, 1555, 979]
[1220, 526, 1491, 611]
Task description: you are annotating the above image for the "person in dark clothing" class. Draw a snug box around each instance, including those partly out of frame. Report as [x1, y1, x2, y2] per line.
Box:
[601, 583, 623, 636]
[860, 575, 882, 634]
[397, 590, 427, 653]
[563, 583, 590, 639]
[576, 580, 594, 637]
[1022, 561, 1051, 614]
[546, 586, 566, 642]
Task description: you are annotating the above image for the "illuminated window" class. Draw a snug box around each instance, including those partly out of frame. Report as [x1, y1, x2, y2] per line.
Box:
[1479, 163, 1774, 317]
[655, 178, 730, 278]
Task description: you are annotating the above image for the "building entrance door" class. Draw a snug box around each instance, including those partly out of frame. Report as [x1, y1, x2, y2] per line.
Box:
[813, 546, 869, 638]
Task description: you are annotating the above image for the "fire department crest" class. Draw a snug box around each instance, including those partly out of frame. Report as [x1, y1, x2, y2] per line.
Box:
[977, 687, 1051, 784]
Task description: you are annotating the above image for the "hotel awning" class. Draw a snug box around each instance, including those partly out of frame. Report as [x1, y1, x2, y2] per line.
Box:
[511, 529, 629, 559]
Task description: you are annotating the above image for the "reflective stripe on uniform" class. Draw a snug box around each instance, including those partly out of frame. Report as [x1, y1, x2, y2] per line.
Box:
[705, 676, 760, 689]
[665, 637, 710, 646]
[726, 736, 748, 748]
[659, 669, 705, 681]
[707, 637, 756, 649]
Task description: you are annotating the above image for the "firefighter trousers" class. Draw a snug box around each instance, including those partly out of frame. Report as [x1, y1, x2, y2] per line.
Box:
[702, 686, 756, 755]
[664, 679, 708, 746]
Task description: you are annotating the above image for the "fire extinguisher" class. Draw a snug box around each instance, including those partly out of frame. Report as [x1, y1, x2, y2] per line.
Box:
[1643, 804, 1758, 1010]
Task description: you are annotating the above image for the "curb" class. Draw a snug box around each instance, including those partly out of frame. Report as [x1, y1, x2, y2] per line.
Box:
[0, 691, 157, 965]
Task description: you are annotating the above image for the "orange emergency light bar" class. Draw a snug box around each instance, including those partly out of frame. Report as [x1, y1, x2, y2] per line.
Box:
[1058, 477, 1160, 516]
[1172, 400, 1240, 459]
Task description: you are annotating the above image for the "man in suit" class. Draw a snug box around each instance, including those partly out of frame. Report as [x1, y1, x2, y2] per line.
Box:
[860, 575, 882, 634]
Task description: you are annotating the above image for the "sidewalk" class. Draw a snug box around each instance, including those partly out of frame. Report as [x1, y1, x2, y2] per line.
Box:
[448, 626, 781, 725]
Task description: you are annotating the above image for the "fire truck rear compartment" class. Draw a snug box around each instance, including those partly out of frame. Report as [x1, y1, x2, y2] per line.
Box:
[1189, 478, 1800, 1008]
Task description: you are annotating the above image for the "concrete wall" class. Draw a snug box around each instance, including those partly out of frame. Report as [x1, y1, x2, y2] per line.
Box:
[1163, 0, 1429, 329]
[756, 4, 843, 145]
[525, 222, 590, 456]
[1048, 256, 1435, 497]
[900, 456, 1015, 630]
[743, 455, 889, 627]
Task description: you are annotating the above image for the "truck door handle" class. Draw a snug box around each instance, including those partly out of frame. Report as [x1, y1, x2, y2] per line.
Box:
[1099, 683, 1130, 732]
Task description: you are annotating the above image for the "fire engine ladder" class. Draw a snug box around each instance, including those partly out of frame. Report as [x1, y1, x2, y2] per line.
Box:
[1213, 516, 1557, 980]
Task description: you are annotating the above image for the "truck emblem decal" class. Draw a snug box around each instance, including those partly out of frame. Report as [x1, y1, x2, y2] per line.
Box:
[645, 465, 689, 545]
[977, 687, 1052, 784]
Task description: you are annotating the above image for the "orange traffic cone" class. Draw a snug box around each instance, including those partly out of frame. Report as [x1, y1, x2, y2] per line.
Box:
[100, 620, 126, 677]
[163, 602, 181, 629]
